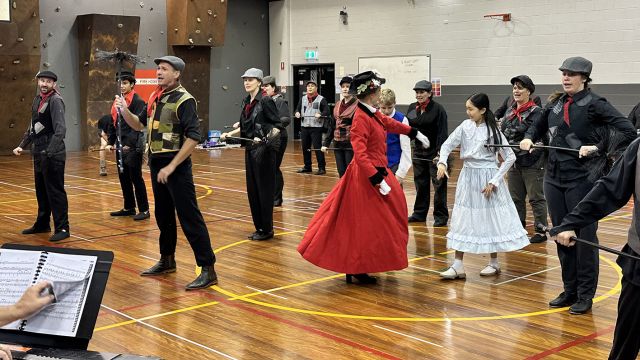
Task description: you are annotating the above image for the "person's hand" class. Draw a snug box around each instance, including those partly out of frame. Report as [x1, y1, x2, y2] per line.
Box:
[416, 131, 430, 149]
[12, 147, 22, 156]
[436, 163, 449, 180]
[520, 138, 533, 152]
[295, 111, 301, 118]
[320, 146, 328, 153]
[220, 133, 228, 142]
[314, 112, 321, 118]
[579, 145, 598, 158]
[232, 122, 240, 129]
[378, 179, 391, 195]
[0, 344, 12, 360]
[157, 163, 176, 184]
[13, 281, 54, 319]
[555, 230, 577, 247]
[105, 145, 113, 152]
[252, 137, 262, 144]
[481, 183, 496, 199]
[114, 95, 127, 110]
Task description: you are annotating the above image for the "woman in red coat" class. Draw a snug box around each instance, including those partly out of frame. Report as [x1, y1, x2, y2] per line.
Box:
[297, 71, 431, 284]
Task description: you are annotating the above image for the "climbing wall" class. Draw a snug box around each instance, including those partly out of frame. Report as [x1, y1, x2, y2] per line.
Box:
[77, 14, 140, 150]
[166, 0, 227, 140]
[0, 0, 40, 152]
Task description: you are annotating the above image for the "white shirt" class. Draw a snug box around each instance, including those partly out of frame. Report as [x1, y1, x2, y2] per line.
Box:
[389, 109, 413, 179]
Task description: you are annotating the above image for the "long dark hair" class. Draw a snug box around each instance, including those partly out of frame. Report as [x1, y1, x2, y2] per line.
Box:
[468, 93, 501, 153]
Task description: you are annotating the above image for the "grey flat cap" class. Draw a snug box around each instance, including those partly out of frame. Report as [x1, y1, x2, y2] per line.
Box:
[413, 80, 432, 92]
[262, 75, 276, 86]
[241, 68, 263, 80]
[559, 56, 592, 76]
[154, 55, 185, 71]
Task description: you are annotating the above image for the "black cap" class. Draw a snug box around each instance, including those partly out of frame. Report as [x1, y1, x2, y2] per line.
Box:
[349, 71, 386, 96]
[559, 56, 592, 77]
[36, 70, 57, 81]
[339, 76, 353, 86]
[116, 70, 136, 83]
[413, 80, 432, 92]
[510, 75, 535, 93]
[154, 55, 185, 71]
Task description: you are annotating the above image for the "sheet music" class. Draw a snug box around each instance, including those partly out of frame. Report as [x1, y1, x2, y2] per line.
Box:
[0, 250, 41, 330]
[22, 252, 97, 337]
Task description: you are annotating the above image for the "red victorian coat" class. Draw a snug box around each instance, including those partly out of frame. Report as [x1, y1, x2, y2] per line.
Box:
[297, 102, 416, 274]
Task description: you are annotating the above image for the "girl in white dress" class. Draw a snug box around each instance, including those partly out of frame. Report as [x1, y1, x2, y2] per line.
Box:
[436, 93, 529, 279]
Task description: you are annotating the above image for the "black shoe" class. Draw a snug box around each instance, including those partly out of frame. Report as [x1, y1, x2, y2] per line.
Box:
[433, 220, 448, 227]
[346, 273, 377, 284]
[408, 214, 426, 223]
[133, 210, 150, 221]
[314, 168, 326, 175]
[49, 230, 70, 242]
[251, 231, 274, 241]
[21, 226, 51, 235]
[297, 167, 312, 173]
[185, 265, 218, 290]
[549, 292, 577, 308]
[110, 208, 136, 217]
[530, 233, 548, 243]
[140, 255, 177, 276]
[569, 299, 593, 315]
[247, 231, 260, 240]
[274, 199, 283, 207]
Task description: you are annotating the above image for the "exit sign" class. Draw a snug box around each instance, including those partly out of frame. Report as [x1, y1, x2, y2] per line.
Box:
[305, 49, 319, 61]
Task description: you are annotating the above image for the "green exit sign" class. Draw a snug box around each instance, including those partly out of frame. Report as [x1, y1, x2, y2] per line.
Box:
[305, 50, 319, 60]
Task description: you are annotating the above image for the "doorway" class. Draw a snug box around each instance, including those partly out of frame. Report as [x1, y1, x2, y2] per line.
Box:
[291, 64, 336, 139]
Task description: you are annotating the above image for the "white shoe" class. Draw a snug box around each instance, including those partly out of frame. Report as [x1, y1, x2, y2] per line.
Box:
[479, 264, 501, 276]
[440, 266, 466, 280]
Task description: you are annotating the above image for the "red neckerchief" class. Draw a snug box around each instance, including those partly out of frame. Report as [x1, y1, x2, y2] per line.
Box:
[508, 100, 536, 123]
[38, 89, 58, 112]
[307, 93, 318, 104]
[111, 90, 136, 126]
[416, 98, 430, 113]
[563, 96, 574, 126]
[339, 97, 355, 114]
[147, 86, 164, 118]
[243, 98, 258, 118]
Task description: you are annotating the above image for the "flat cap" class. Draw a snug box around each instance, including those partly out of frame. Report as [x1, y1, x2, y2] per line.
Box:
[510, 75, 535, 93]
[339, 76, 353, 86]
[154, 55, 185, 71]
[413, 80, 432, 92]
[262, 75, 276, 86]
[241, 68, 263, 80]
[36, 70, 57, 81]
[559, 56, 592, 76]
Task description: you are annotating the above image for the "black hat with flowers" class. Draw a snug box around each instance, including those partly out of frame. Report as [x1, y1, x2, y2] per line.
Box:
[349, 71, 385, 96]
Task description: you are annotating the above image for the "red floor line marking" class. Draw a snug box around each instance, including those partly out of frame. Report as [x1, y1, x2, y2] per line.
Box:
[109, 262, 401, 360]
[524, 325, 615, 359]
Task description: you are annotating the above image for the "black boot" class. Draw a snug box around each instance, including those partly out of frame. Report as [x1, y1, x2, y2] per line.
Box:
[22, 225, 51, 234]
[140, 255, 177, 276]
[110, 208, 136, 216]
[185, 265, 218, 290]
[345, 273, 377, 284]
[549, 292, 577, 308]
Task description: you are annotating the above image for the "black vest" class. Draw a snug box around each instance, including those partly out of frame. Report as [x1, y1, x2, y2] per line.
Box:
[30, 94, 57, 151]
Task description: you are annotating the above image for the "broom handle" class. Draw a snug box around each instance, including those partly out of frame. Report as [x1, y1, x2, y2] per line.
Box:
[484, 144, 580, 153]
[538, 225, 640, 261]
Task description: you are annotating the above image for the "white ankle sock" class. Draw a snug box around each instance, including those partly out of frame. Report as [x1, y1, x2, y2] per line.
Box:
[489, 257, 499, 267]
[452, 259, 464, 271]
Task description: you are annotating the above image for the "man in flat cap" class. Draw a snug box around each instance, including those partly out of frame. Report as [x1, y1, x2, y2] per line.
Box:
[294, 79, 330, 175]
[105, 70, 150, 221]
[115, 55, 218, 290]
[13, 70, 70, 242]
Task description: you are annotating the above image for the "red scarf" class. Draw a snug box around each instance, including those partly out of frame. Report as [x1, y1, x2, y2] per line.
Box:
[563, 96, 573, 126]
[416, 98, 430, 113]
[243, 98, 258, 118]
[38, 89, 58, 112]
[307, 93, 318, 104]
[146, 86, 164, 119]
[508, 100, 536, 123]
[111, 90, 137, 126]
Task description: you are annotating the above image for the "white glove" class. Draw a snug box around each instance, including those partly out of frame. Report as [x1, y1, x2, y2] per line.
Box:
[416, 132, 430, 149]
[320, 146, 328, 153]
[379, 179, 391, 196]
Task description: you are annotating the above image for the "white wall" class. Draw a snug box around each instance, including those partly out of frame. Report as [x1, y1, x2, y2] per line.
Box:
[271, 0, 640, 86]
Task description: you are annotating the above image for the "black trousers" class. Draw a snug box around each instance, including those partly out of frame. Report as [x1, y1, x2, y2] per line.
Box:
[609, 277, 640, 360]
[149, 156, 215, 267]
[544, 177, 598, 299]
[33, 152, 69, 232]
[301, 127, 325, 170]
[333, 140, 353, 178]
[246, 146, 276, 233]
[116, 151, 149, 212]
[411, 157, 448, 223]
[274, 131, 288, 203]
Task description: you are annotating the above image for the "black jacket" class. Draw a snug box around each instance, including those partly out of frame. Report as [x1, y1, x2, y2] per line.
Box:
[108, 92, 147, 150]
[629, 101, 640, 129]
[495, 95, 542, 120]
[239, 92, 281, 141]
[272, 93, 291, 130]
[501, 103, 544, 167]
[406, 100, 448, 156]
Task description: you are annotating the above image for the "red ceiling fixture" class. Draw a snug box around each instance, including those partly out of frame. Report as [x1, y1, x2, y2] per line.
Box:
[484, 13, 512, 22]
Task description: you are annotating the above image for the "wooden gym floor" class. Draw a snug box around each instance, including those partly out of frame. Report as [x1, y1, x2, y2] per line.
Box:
[0, 141, 630, 359]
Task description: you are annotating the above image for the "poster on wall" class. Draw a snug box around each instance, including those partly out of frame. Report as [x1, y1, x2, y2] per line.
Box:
[431, 78, 442, 97]
[0, 0, 10, 22]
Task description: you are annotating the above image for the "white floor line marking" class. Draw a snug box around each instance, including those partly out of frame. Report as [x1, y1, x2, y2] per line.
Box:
[201, 211, 292, 232]
[409, 265, 441, 274]
[4, 216, 25, 223]
[205, 208, 305, 230]
[494, 266, 562, 286]
[139, 255, 157, 261]
[101, 305, 238, 360]
[70, 234, 94, 242]
[0, 181, 34, 191]
[372, 325, 443, 347]
[66, 174, 121, 185]
[245, 286, 288, 300]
